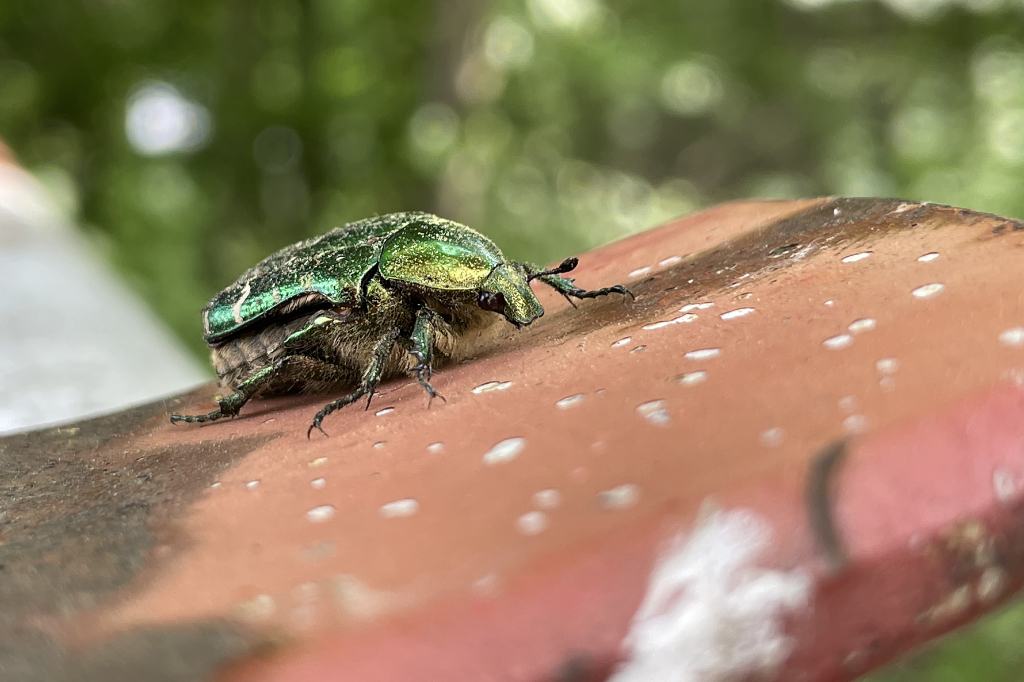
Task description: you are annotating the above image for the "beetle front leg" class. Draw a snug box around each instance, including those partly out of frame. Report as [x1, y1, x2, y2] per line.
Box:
[308, 328, 401, 438]
[408, 306, 445, 404]
[523, 258, 634, 307]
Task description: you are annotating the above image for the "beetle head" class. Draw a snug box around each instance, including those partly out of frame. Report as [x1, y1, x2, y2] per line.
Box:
[478, 264, 544, 327]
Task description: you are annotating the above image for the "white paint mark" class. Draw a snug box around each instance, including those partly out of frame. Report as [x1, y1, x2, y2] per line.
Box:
[659, 256, 683, 267]
[308, 457, 328, 467]
[379, 498, 419, 518]
[842, 252, 871, 263]
[760, 427, 785, 448]
[612, 337, 633, 348]
[843, 414, 867, 435]
[912, 283, 944, 298]
[676, 371, 707, 386]
[685, 348, 721, 361]
[629, 266, 652, 278]
[643, 314, 697, 330]
[720, 307, 755, 320]
[232, 282, 252, 324]
[374, 407, 394, 416]
[246, 480, 260, 490]
[918, 252, 939, 262]
[483, 437, 526, 466]
[516, 511, 549, 535]
[848, 318, 876, 333]
[307, 505, 336, 522]
[236, 594, 276, 622]
[609, 509, 810, 682]
[822, 334, 853, 350]
[824, 300, 835, 307]
[598, 483, 641, 509]
[210, 482, 221, 489]
[876, 358, 899, 374]
[373, 441, 386, 449]
[636, 400, 671, 426]
[311, 477, 326, 490]
[681, 302, 714, 312]
[880, 376, 896, 392]
[631, 345, 647, 354]
[556, 394, 585, 409]
[472, 381, 513, 394]
[994, 468, 1016, 503]
[427, 442, 445, 454]
[533, 489, 562, 509]
[977, 566, 1007, 604]
[1000, 328, 1024, 348]
[838, 395, 856, 413]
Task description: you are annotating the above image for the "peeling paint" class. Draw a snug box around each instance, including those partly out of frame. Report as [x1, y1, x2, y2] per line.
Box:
[610, 508, 811, 682]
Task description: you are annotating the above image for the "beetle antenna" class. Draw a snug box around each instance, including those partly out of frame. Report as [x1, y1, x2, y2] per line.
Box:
[529, 257, 578, 281]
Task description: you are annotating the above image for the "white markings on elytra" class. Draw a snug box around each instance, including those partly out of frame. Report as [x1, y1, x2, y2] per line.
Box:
[609, 509, 810, 682]
[307, 505, 336, 522]
[556, 394, 585, 409]
[822, 334, 853, 350]
[637, 400, 671, 426]
[532, 489, 562, 509]
[720, 307, 754, 320]
[1000, 328, 1024, 348]
[598, 483, 641, 509]
[676, 371, 707, 386]
[472, 381, 513, 394]
[912, 283, 944, 298]
[612, 337, 633, 348]
[842, 252, 872, 263]
[232, 282, 252, 324]
[516, 511, 549, 535]
[848, 318, 876, 333]
[379, 499, 419, 518]
[918, 252, 940, 262]
[685, 348, 721, 360]
[483, 438, 526, 466]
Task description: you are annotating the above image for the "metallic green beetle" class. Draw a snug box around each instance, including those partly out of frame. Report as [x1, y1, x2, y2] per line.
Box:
[170, 212, 631, 436]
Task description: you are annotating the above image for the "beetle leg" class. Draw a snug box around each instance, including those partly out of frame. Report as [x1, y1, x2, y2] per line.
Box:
[170, 362, 279, 425]
[523, 261, 635, 305]
[408, 307, 446, 405]
[308, 328, 400, 438]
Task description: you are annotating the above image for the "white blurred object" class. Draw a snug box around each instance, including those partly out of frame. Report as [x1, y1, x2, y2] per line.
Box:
[0, 158, 208, 435]
[125, 81, 212, 157]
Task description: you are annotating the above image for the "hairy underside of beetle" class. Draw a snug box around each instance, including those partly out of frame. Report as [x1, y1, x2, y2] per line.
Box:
[210, 281, 503, 398]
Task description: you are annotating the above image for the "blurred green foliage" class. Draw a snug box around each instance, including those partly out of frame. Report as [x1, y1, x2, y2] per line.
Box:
[3, 0, 1024, 678]
[4, 0, 1024, 357]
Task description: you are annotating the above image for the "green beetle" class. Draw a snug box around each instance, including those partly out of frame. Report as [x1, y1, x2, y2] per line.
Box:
[171, 212, 631, 436]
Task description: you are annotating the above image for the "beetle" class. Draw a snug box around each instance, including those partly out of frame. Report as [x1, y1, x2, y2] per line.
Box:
[170, 212, 632, 436]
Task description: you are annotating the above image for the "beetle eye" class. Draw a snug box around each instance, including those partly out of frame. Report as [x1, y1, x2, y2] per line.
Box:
[477, 291, 506, 312]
